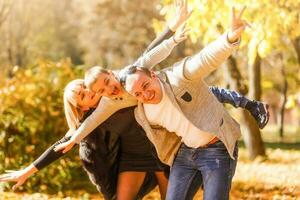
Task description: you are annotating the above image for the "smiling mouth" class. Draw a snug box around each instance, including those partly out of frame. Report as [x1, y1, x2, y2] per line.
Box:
[112, 88, 119, 96]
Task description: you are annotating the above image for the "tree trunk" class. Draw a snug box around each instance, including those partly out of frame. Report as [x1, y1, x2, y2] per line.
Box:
[270, 105, 278, 124]
[225, 55, 265, 160]
[0, 1, 12, 28]
[249, 52, 261, 100]
[224, 56, 248, 94]
[244, 52, 265, 159]
[292, 37, 300, 66]
[279, 66, 288, 139]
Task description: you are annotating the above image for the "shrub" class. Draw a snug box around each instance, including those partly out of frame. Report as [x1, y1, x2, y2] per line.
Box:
[0, 59, 93, 193]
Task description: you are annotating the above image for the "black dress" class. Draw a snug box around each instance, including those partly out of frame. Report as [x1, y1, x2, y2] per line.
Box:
[99, 106, 166, 172]
[79, 107, 168, 200]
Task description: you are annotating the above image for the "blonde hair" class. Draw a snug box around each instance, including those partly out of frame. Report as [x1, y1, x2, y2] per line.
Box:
[84, 66, 108, 90]
[63, 79, 85, 130]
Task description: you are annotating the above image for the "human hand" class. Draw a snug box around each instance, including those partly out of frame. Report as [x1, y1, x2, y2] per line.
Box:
[0, 168, 32, 190]
[53, 139, 75, 153]
[173, 24, 190, 43]
[168, 0, 193, 32]
[227, 6, 251, 43]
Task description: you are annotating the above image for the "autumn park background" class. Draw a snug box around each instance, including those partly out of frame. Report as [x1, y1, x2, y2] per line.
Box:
[0, 0, 299, 199]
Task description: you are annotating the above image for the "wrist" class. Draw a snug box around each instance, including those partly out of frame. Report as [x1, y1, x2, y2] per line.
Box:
[24, 165, 38, 176]
[69, 136, 78, 145]
[227, 32, 239, 44]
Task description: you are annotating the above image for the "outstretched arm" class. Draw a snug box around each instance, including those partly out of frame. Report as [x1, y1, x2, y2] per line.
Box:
[53, 95, 138, 153]
[182, 6, 248, 80]
[32, 136, 72, 170]
[143, 0, 192, 54]
[133, 0, 191, 70]
[0, 164, 38, 190]
[133, 26, 189, 70]
[143, 27, 174, 55]
[0, 134, 73, 190]
[209, 86, 248, 108]
[210, 86, 270, 129]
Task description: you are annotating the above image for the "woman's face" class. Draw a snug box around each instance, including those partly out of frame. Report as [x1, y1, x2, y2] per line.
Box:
[75, 85, 101, 110]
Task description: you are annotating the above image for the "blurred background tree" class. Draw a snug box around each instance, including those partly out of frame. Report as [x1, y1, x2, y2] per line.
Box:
[0, 59, 91, 193]
[0, 0, 299, 194]
[156, 0, 300, 159]
[78, 0, 161, 68]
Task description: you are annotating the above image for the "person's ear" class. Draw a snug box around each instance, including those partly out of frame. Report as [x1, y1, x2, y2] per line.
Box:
[150, 71, 157, 78]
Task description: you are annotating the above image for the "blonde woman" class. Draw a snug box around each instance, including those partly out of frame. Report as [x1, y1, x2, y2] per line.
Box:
[0, 79, 170, 199]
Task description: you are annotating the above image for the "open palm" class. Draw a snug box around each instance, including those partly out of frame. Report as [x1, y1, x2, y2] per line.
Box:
[0, 170, 28, 190]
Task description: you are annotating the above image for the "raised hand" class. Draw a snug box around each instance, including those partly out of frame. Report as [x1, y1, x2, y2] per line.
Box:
[227, 6, 250, 43]
[53, 139, 75, 153]
[168, 0, 193, 32]
[173, 23, 191, 43]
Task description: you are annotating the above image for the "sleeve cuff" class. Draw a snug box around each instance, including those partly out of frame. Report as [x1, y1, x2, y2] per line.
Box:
[71, 136, 81, 144]
[224, 32, 241, 48]
[165, 25, 175, 34]
[165, 37, 178, 49]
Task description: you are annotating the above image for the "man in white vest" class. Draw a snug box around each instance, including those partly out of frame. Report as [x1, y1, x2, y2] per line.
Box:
[122, 6, 249, 200]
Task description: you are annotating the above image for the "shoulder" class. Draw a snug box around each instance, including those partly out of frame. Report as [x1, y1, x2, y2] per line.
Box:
[158, 57, 191, 82]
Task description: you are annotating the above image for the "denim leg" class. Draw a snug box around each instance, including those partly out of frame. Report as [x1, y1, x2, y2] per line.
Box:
[185, 171, 203, 200]
[166, 145, 201, 200]
[210, 86, 249, 108]
[195, 141, 238, 200]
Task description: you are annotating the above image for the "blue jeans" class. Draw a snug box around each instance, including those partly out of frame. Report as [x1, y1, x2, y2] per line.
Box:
[209, 86, 249, 108]
[166, 141, 238, 200]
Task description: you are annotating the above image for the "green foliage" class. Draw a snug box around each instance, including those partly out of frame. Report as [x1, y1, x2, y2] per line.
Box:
[158, 0, 300, 100]
[0, 59, 92, 193]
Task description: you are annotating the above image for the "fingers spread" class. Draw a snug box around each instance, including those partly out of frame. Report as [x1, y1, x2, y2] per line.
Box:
[62, 147, 69, 154]
[179, 0, 183, 8]
[175, 0, 179, 7]
[187, 9, 193, 18]
[183, 27, 191, 35]
[0, 176, 15, 181]
[5, 170, 18, 173]
[237, 6, 246, 19]
[12, 181, 23, 191]
[179, 23, 186, 32]
[0, 173, 13, 180]
[231, 7, 236, 20]
[243, 20, 252, 29]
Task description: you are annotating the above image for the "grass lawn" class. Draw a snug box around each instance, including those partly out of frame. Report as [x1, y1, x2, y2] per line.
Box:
[1, 125, 299, 199]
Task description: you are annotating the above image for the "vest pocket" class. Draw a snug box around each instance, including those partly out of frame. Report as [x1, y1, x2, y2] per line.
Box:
[176, 89, 193, 105]
[181, 91, 192, 102]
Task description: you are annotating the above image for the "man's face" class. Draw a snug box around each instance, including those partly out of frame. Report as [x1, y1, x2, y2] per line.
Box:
[125, 70, 162, 104]
[90, 71, 123, 98]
